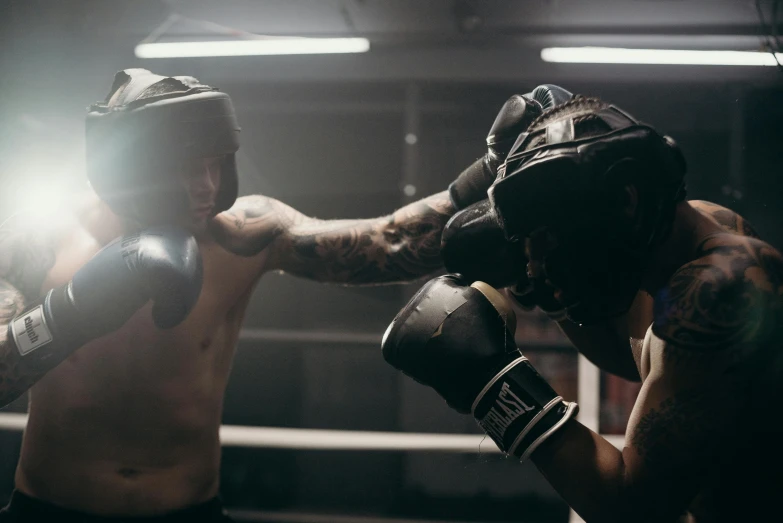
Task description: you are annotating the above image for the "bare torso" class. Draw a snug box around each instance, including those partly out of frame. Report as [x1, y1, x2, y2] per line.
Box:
[15, 202, 266, 515]
[2, 180, 452, 516]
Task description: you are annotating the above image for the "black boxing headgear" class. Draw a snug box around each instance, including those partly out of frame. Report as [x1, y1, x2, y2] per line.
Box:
[86, 69, 240, 224]
[488, 99, 687, 325]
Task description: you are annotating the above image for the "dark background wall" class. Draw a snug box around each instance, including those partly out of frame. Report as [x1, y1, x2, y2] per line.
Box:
[1, 1, 781, 522]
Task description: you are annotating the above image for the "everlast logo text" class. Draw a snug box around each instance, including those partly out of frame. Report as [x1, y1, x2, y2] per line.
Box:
[24, 316, 39, 344]
[479, 382, 535, 444]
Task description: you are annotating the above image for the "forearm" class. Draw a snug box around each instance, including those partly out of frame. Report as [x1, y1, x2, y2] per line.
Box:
[531, 420, 634, 523]
[376, 190, 456, 281]
[0, 285, 48, 407]
[0, 281, 91, 407]
[0, 334, 42, 407]
[0, 223, 68, 406]
[281, 191, 455, 285]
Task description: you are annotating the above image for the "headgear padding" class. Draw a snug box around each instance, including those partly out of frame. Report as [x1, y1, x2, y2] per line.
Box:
[86, 69, 240, 223]
[488, 100, 686, 324]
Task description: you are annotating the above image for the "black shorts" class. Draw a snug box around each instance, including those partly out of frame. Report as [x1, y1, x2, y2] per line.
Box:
[0, 490, 233, 522]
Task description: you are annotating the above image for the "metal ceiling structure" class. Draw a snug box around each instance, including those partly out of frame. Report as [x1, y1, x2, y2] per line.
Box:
[4, 1, 779, 85]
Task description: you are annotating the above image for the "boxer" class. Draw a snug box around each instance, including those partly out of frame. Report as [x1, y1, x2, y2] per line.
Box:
[384, 96, 783, 522]
[0, 68, 570, 521]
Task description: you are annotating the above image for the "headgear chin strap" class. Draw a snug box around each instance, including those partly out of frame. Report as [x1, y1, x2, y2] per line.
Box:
[488, 104, 687, 325]
[86, 69, 241, 224]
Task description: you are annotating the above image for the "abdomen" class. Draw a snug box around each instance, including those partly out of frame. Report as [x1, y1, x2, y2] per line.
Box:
[15, 303, 240, 515]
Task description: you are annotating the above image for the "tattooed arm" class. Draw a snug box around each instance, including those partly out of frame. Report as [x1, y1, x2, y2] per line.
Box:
[527, 238, 782, 522]
[212, 192, 455, 284]
[0, 216, 57, 406]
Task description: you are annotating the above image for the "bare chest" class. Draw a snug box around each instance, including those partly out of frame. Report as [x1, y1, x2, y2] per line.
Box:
[33, 232, 261, 413]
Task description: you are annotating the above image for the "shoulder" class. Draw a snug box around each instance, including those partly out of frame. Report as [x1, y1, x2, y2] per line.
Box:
[689, 200, 760, 239]
[652, 234, 783, 350]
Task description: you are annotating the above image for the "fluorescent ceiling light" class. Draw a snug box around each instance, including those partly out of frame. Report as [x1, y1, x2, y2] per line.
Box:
[135, 38, 370, 58]
[541, 47, 782, 66]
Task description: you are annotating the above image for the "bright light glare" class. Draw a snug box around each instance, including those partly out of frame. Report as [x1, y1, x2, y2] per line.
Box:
[135, 38, 371, 58]
[13, 183, 69, 214]
[541, 47, 783, 66]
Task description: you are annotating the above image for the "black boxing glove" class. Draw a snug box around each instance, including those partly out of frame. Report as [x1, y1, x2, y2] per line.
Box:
[441, 199, 567, 321]
[8, 226, 202, 361]
[382, 275, 578, 460]
[448, 85, 575, 210]
[441, 199, 527, 289]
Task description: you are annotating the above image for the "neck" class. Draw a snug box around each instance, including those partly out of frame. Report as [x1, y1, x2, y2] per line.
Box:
[640, 201, 722, 295]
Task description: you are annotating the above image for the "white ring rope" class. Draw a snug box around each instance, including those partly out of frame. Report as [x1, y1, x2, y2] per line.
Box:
[237, 328, 569, 347]
[0, 412, 624, 451]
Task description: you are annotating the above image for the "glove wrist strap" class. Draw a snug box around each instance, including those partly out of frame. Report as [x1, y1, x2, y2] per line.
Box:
[472, 355, 578, 461]
[9, 285, 90, 360]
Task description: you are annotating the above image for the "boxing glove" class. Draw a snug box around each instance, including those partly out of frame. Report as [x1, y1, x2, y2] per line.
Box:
[8, 226, 203, 360]
[448, 85, 574, 210]
[382, 275, 578, 460]
[440, 199, 527, 289]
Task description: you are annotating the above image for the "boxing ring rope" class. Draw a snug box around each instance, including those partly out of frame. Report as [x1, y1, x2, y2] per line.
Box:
[0, 411, 624, 452]
[0, 328, 623, 523]
[0, 328, 624, 452]
[238, 327, 571, 347]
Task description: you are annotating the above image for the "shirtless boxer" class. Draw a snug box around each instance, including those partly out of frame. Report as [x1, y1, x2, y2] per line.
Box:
[0, 69, 573, 521]
[383, 96, 783, 522]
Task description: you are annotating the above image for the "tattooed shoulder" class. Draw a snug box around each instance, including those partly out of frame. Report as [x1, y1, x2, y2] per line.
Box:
[0, 214, 57, 301]
[690, 200, 760, 239]
[652, 234, 783, 352]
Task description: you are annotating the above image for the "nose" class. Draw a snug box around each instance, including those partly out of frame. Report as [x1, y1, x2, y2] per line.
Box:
[190, 159, 220, 195]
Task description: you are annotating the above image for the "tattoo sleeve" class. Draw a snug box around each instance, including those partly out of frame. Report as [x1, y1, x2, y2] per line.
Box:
[215, 192, 456, 285]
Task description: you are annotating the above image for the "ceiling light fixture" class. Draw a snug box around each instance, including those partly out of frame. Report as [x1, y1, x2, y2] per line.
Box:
[541, 46, 783, 66]
[135, 37, 370, 58]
